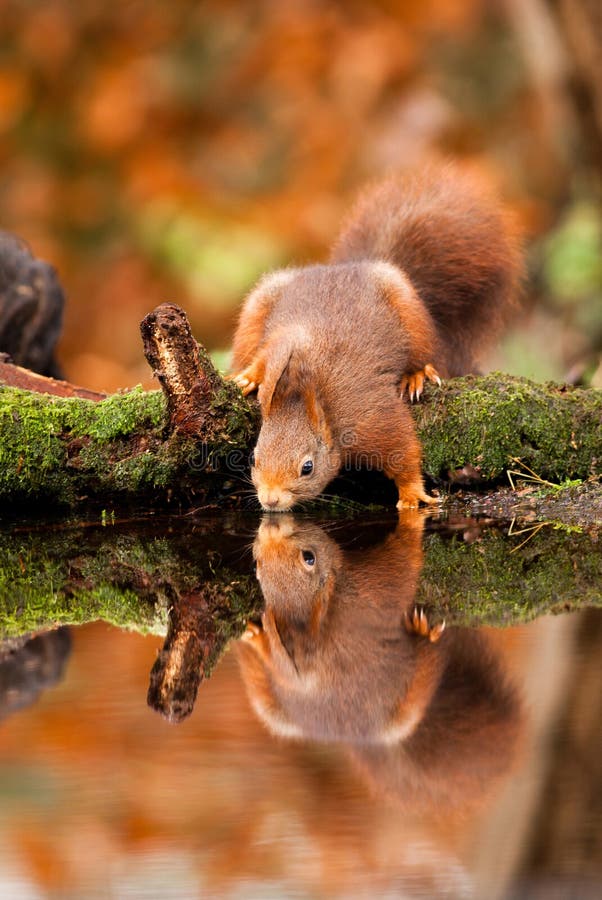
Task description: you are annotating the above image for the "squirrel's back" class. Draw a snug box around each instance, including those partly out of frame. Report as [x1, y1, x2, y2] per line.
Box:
[330, 163, 523, 375]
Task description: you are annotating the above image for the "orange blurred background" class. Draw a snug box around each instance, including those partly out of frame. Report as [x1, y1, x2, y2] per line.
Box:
[1, 0, 600, 392]
[0, 615, 586, 899]
[1, 609, 599, 898]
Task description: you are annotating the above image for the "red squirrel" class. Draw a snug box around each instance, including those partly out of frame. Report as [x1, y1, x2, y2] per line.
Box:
[236, 514, 522, 812]
[237, 513, 441, 745]
[231, 163, 523, 510]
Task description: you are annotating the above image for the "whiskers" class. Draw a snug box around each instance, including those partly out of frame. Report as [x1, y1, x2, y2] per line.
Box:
[219, 469, 264, 510]
[293, 492, 369, 515]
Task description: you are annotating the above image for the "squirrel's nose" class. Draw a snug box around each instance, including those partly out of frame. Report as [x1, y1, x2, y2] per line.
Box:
[258, 487, 292, 511]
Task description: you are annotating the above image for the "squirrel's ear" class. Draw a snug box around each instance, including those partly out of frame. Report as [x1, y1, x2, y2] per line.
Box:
[258, 343, 294, 415]
[304, 390, 332, 447]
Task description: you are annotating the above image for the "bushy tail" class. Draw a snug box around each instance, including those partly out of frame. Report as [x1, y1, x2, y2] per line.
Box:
[330, 163, 524, 375]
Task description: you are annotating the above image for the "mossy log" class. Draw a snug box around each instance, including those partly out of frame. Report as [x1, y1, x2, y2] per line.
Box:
[419, 374, 601, 485]
[0, 304, 260, 510]
[0, 303, 600, 512]
[1, 372, 599, 511]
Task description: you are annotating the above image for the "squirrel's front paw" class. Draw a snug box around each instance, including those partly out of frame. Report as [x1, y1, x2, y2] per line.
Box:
[400, 364, 442, 402]
[241, 620, 263, 641]
[240, 619, 272, 661]
[404, 605, 446, 643]
[230, 366, 262, 396]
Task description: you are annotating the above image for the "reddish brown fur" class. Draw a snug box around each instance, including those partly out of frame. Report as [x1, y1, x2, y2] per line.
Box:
[351, 627, 523, 815]
[231, 164, 523, 510]
[331, 162, 524, 376]
[237, 514, 433, 743]
[236, 516, 522, 813]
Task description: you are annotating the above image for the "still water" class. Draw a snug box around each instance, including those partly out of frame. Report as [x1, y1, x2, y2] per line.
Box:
[0, 513, 600, 900]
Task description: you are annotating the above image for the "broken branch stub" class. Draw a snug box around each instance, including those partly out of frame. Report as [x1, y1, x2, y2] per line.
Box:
[141, 303, 222, 436]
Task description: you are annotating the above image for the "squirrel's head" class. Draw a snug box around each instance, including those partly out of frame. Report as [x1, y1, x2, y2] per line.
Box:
[252, 515, 343, 676]
[251, 350, 341, 511]
[253, 515, 342, 609]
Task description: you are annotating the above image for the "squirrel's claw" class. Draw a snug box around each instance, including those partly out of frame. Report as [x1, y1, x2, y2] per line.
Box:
[400, 364, 442, 402]
[230, 369, 260, 396]
[241, 620, 263, 641]
[424, 363, 442, 387]
[240, 619, 272, 662]
[429, 621, 446, 642]
[404, 605, 446, 643]
[396, 482, 441, 509]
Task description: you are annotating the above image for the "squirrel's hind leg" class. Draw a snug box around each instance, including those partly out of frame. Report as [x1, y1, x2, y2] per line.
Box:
[354, 406, 439, 509]
[383, 422, 435, 509]
[373, 262, 444, 402]
[389, 429, 439, 509]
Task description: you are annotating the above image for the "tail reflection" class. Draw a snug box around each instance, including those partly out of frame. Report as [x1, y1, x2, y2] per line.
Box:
[237, 513, 522, 813]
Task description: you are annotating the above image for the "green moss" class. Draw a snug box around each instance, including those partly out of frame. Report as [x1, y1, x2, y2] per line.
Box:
[0, 390, 72, 495]
[0, 524, 261, 640]
[0, 383, 234, 506]
[0, 386, 169, 503]
[417, 526, 602, 626]
[418, 374, 602, 483]
[85, 387, 166, 440]
[210, 379, 260, 444]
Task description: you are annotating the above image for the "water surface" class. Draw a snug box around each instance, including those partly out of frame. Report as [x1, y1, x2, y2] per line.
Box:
[0, 513, 600, 899]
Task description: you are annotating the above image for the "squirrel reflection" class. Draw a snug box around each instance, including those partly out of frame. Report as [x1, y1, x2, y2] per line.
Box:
[236, 514, 522, 813]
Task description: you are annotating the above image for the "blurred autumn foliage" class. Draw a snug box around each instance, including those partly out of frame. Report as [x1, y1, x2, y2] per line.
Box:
[0, 0, 600, 390]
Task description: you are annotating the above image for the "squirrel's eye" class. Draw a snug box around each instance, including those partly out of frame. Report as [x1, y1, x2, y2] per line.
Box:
[301, 550, 316, 567]
[300, 459, 313, 476]
[249, 450, 256, 467]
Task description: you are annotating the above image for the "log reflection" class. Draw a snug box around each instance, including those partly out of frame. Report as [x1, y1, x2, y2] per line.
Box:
[147, 590, 223, 723]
